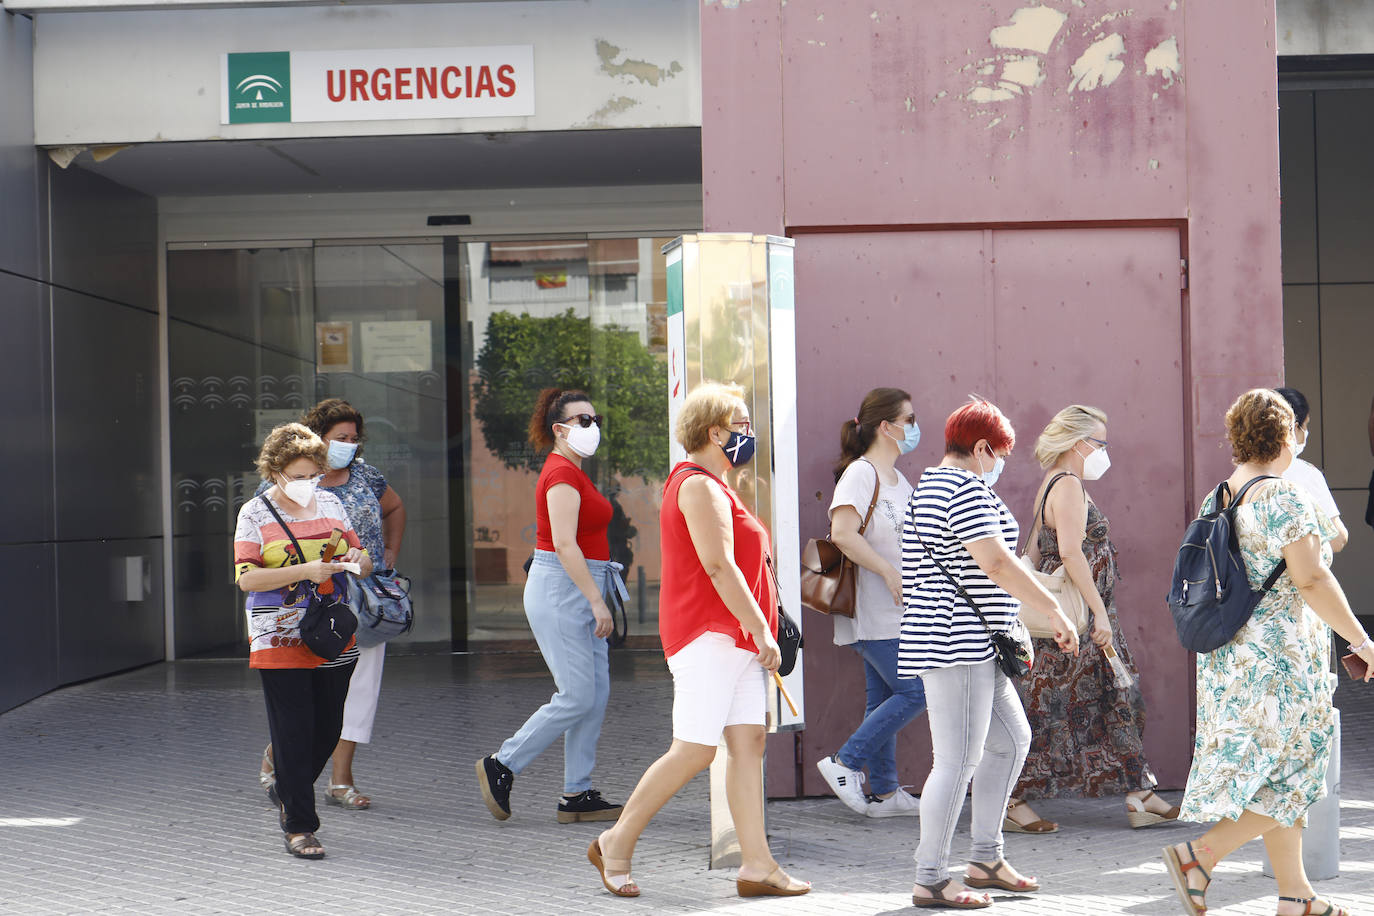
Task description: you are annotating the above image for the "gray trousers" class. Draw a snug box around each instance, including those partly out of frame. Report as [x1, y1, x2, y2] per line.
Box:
[914, 659, 1032, 885]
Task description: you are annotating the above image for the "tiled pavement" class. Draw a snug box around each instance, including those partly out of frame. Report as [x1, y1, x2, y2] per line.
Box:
[2, 651, 1374, 915]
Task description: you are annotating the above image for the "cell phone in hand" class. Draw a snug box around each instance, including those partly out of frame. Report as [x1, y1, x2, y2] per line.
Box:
[1341, 652, 1368, 681]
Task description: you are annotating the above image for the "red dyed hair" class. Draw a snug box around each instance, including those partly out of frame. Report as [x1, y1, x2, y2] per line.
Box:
[944, 397, 1015, 457]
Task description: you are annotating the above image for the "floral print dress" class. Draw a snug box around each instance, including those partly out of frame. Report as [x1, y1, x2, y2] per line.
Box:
[1180, 480, 1338, 828]
[1015, 493, 1156, 798]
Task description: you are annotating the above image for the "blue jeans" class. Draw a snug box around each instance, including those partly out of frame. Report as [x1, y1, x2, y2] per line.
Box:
[836, 638, 928, 794]
[496, 550, 614, 793]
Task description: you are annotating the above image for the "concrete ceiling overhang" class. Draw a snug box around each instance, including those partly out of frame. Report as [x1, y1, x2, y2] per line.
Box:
[67, 127, 702, 197]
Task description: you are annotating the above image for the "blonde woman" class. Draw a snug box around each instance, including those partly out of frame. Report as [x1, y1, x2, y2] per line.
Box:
[1004, 406, 1176, 835]
[587, 382, 808, 899]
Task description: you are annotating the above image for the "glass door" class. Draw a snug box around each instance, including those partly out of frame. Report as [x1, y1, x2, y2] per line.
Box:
[451, 237, 675, 646]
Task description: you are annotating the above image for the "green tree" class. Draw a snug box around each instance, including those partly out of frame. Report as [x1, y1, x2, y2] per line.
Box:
[473, 309, 669, 482]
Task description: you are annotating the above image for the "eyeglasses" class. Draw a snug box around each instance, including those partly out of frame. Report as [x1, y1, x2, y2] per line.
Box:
[558, 413, 603, 429]
[1085, 436, 1108, 448]
[730, 419, 754, 436]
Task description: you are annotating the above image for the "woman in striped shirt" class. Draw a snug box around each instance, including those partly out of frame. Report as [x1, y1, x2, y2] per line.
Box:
[902, 398, 1079, 909]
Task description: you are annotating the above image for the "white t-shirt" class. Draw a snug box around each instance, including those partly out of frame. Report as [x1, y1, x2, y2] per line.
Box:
[828, 458, 914, 645]
[1283, 457, 1340, 522]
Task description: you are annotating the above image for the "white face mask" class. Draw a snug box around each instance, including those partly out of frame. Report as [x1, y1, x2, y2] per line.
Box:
[280, 475, 318, 506]
[976, 450, 1005, 488]
[1082, 444, 1110, 481]
[560, 422, 601, 458]
[1291, 435, 1306, 459]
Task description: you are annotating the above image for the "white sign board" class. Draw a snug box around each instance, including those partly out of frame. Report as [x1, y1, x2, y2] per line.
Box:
[361, 320, 433, 373]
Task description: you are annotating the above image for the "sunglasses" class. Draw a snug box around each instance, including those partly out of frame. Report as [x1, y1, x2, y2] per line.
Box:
[558, 413, 603, 429]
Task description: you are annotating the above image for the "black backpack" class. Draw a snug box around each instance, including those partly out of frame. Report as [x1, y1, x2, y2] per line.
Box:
[1166, 475, 1287, 653]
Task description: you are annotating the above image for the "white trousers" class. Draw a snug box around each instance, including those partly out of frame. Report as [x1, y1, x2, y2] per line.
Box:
[339, 642, 386, 744]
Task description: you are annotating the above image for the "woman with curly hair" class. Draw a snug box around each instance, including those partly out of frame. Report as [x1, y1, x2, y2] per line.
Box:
[1163, 388, 1374, 916]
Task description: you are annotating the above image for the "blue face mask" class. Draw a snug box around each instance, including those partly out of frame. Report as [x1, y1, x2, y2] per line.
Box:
[721, 430, 757, 467]
[977, 451, 1005, 488]
[886, 420, 921, 455]
[326, 440, 358, 470]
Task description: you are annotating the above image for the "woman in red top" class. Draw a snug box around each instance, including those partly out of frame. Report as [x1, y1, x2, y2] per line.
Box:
[476, 389, 626, 825]
[587, 382, 810, 899]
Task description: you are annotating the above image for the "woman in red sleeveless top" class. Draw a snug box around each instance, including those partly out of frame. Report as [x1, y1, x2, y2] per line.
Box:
[586, 382, 810, 899]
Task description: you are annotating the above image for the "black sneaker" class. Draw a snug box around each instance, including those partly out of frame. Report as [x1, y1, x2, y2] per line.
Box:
[476, 755, 514, 821]
[557, 789, 623, 823]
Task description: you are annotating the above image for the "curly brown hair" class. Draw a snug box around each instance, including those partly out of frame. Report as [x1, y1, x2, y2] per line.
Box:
[301, 398, 366, 442]
[255, 422, 328, 480]
[1224, 389, 1295, 465]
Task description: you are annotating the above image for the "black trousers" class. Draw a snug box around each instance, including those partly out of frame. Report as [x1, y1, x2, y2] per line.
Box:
[260, 661, 356, 834]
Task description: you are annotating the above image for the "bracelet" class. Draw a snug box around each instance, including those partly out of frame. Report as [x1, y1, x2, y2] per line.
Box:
[1350, 635, 1373, 655]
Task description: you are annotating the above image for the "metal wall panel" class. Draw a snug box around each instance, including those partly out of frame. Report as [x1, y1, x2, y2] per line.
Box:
[51, 288, 161, 540]
[1279, 90, 1318, 286]
[0, 544, 58, 712]
[0, 11, 42, 281]
[48, 163, 156, 308]
[56, 537, 164, 683]
[1315, 89, 1374, 284]
[0, 272, 54, 544]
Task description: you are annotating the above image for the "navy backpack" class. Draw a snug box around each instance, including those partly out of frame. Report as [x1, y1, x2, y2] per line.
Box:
[1166, 475, 1287, 653]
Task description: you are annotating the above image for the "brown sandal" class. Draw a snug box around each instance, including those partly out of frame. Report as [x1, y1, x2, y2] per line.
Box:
[1162, 841, 1210, 915]
[1002, 798, 1058, 834]
[912, 878, 991, 909]
[737, 865, 811, 897]
[587, 838, 639, 897]
[1127, 790, 1181, 828]
[1277, 895, 1350, 916]
[965, 859, 1040, 892]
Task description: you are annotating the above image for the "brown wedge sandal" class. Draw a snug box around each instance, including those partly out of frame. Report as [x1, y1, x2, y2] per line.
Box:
[1162, 841, 1210, 915]
[587, 838, 639, 897]
[1126, 790, 1181, 829]
[737, 865, 811, 897]
[1002, 798, 1058, 834]
[965, 859, 1040, 892]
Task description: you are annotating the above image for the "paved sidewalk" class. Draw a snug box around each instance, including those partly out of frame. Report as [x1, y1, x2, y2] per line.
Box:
[1, 652, 1372, 915]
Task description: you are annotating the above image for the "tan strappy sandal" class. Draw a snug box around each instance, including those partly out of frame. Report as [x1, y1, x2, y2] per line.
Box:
[912, 878, 991, 909]
[965, 859, 1040, 892]
[1126, 790, 1181, 828]
[1003, 798, 1058, 834]
[736, 865, 811, 897]
[326, 784, 371, 810]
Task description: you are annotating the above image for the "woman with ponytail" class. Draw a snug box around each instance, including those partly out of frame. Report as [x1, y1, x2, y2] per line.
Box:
[475, 388, 626, 825]
[814, 388, 929, 818]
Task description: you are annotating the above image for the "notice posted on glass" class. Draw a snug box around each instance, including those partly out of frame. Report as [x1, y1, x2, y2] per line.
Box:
[361, 320, 433, 373]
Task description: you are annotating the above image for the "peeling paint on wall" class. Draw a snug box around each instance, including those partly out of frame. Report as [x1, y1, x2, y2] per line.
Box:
[596, 39, 684, 87]
[583, 95, 639, 127]
[1068, 34, 1126, 92]
[1144, 37, 1180, 87]
[702, 0, 750, 7]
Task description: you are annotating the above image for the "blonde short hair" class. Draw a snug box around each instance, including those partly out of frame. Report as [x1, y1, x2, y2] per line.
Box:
[1034, 405, 1108, 469]
[255, 422, 328, 480]
[676, 382, 747, 453]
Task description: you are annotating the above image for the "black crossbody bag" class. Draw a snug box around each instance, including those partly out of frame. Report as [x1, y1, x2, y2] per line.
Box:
[258, 496, 358, 662]
[914, 529, 1033, 678]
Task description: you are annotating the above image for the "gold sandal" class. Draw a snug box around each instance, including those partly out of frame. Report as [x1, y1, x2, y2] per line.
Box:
[326, 784, 371, 810]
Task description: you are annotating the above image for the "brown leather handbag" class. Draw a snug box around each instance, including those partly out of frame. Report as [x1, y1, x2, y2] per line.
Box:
[800, 462, 881, 617]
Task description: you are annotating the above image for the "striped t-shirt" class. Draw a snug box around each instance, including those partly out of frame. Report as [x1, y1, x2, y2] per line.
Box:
[898, 466, 1020, 676]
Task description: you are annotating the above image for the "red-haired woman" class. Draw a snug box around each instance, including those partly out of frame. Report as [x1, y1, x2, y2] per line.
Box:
[902, 398, 1079, 908]
[475, 389, 626, 824]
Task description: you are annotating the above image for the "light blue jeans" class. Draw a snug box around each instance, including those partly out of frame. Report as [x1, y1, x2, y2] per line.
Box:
[914, 660, 1031, 885]
[836, 638, 927, 795]
[496, 550, 619, 793]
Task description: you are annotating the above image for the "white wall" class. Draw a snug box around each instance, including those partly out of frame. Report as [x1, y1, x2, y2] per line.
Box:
[1279, 0, 1374, 55]
[33, 0, 699, 145]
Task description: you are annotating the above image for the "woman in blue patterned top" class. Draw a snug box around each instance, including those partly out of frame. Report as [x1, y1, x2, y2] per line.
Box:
[259, 398, 407, 811]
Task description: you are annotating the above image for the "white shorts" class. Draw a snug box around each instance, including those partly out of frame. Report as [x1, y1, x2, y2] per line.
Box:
[666, 631, 767, 746]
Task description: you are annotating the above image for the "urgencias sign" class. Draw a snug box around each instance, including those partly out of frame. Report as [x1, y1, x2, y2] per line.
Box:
[221, 46, 535, 125]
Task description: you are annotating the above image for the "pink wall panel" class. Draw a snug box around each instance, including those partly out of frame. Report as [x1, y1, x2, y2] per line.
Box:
[778, 1, 1187, 226]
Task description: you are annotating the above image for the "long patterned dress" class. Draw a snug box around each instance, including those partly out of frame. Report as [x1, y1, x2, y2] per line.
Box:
[1180, 480, 1337, 827]
[1014, 495, 1157, 798]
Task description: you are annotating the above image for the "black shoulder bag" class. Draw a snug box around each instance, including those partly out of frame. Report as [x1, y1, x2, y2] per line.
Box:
[914, 529, 1033, 678]
[258, 496, 358, 662]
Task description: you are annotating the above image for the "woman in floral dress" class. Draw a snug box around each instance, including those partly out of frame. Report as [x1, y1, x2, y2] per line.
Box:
[1164, 389, 1374, 916]
[1006, 406, 1177, 834]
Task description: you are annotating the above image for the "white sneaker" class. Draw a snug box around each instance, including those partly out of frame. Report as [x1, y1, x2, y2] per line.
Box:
[815, 756, 868, 814]
[866, 787, 920, 818]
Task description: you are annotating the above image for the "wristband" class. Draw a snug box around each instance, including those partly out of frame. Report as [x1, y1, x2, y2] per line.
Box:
[1350, 635, 1373, 655]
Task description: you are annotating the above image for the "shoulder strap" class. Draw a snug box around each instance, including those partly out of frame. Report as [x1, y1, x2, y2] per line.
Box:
[1220, 475, 1289, 595]
[258, 495, 307, 564]
[911, 528, 999, 638]
[1022, 471, 1076, 554]
[855, 458, 882, 535]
